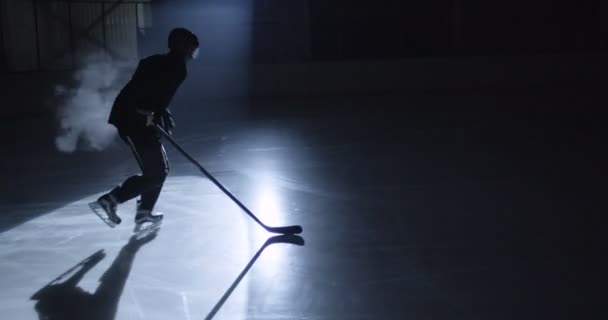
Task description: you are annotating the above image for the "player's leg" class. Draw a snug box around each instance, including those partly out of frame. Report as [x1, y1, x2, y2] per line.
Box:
[114, 131, 168, 224]
[93, 130, 164, 227]
[135, 142, 168, 224]
[108, 132, 165, 201]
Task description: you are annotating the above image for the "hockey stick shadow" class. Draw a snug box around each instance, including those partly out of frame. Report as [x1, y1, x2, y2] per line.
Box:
[31, 230, 159, 320]
[204, 234, 305, 320]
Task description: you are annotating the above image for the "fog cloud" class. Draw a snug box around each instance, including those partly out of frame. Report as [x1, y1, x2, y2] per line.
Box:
[55, 55, 132, 153]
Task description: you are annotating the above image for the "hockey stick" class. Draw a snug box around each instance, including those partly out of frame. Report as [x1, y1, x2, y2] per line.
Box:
[155, 125, 303, 235]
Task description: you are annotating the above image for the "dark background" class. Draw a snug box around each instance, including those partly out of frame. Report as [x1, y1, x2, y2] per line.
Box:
[151, 0, 608, 61]
[0, 1, 606, 319]
[1, 0, 606, 71]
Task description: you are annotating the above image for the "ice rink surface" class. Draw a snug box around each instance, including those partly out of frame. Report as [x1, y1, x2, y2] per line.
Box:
[0, 94, 604, 319]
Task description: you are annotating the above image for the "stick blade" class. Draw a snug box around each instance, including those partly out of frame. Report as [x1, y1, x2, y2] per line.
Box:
[266, 225, 303, 235]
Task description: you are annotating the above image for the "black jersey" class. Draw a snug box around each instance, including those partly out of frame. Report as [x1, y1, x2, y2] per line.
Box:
[109, 53, 186, 130]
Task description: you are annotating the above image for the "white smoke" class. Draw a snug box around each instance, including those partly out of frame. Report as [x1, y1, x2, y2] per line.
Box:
[55, 55, 132, 153]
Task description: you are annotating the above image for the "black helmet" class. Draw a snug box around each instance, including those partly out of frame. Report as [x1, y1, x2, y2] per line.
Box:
[168, 28, 199, 51]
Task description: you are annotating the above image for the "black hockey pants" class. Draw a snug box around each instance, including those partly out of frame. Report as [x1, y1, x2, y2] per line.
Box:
[110, 128, 169, 211]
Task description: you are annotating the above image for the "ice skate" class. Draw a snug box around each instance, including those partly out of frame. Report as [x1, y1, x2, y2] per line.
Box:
[133, 199, 163, 234]
[89, 194, 121, 228]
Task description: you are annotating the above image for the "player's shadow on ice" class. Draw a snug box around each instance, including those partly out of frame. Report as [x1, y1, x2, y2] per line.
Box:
[30, 230, 158, 320]
[205, 234, 305, 320]
[30, 232, 303, 320]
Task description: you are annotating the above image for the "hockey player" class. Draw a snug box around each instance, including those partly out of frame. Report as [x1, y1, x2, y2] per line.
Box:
[89, 28, 199, 228]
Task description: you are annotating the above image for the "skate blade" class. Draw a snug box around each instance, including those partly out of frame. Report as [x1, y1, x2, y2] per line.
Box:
[89, 202, 117, 228]
[133, 220, 162, 237]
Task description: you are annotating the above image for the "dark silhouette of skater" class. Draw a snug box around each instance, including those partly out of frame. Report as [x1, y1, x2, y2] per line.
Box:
[31, 230, 158, 320]
[90, 27, 199, 227]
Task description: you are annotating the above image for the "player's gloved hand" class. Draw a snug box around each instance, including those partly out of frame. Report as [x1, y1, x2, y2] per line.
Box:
[155, 110, 175, 134]
[145, 113, 155, 127]
[136, 108, 155, 127]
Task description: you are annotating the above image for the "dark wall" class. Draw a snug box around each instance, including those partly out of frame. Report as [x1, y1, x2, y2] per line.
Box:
[459, 1, 604, 54]
[151, 0, 606, 62]
[310, 0, 606, 59]
[310, 0, 453, 59]
[2, 0, 605, 71]
[0, 0, 6, 72]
